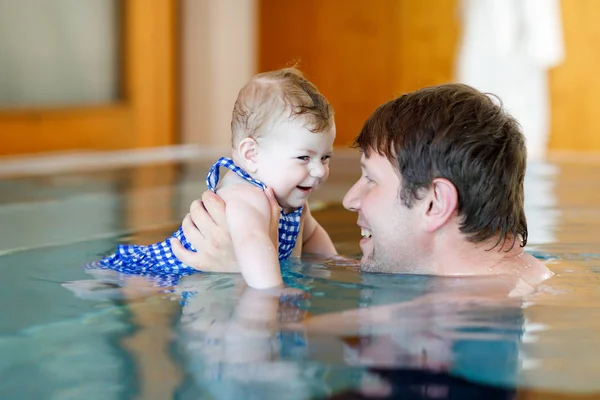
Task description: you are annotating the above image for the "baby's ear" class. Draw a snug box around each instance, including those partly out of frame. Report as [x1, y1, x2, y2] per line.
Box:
[238, 137, 259, 173]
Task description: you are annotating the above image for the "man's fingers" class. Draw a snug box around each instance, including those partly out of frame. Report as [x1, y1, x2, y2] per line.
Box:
[188, 199, 215, 233]
[201, 190, 227, 226]
[188, 193, 230, 246]
[181, 213, 205, 245]
[170, 238, 203, 270]
[172, 238, 232, 273]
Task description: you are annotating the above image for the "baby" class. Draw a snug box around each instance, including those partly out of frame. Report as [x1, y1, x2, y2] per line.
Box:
[98, 68, 337, 289]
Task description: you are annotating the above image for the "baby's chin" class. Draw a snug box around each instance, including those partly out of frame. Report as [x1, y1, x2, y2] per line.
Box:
[277, 197, 308, 213]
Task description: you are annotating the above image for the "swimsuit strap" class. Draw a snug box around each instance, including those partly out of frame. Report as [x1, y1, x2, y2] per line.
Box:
[206, 157, 267, 192]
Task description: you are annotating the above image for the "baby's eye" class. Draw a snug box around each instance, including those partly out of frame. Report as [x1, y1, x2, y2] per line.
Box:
[364, 175, 375, 183]
[321, 155, 331, 162]
[297, 156, 310, 161]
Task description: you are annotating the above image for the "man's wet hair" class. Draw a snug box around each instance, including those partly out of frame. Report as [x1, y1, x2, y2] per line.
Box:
[354, 83, 527, 250]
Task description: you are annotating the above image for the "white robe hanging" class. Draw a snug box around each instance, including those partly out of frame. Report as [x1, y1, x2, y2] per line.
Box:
[456, 0, 564, 160]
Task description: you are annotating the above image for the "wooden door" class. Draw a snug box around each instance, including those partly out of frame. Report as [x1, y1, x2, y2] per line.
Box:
[259, 0, 397, 147]
[0, 0, 177, 156]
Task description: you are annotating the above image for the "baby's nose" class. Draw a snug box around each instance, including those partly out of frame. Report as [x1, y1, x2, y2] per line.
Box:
[310, 163, 326, 178]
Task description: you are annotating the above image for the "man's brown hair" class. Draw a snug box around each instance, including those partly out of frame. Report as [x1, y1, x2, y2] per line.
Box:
[354, 83, 527, 250]
[231, 68, 334, 146]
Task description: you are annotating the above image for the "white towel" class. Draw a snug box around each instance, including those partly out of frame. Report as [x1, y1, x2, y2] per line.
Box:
[456, 0, 564, 160]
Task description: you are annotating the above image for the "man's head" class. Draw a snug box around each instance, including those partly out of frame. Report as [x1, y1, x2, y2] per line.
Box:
[232, 68, 336, 211]
[343, 83, 528, 273]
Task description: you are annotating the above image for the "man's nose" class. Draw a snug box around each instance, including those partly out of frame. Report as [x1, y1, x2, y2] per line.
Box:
[342, 181, 361, 211]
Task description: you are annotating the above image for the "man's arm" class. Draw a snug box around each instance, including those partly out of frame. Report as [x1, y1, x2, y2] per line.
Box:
[170, 190, 238, 272]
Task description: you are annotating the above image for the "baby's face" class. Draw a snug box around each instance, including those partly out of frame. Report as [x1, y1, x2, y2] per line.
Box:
[254, 120, 335, 212]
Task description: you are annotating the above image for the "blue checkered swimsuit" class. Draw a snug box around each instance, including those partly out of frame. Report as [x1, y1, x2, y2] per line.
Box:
[96, 157, 303, 276]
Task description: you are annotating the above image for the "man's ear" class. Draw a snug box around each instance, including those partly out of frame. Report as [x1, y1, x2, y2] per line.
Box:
[238, 137, 259, 173]
[422, 178, 458, 233]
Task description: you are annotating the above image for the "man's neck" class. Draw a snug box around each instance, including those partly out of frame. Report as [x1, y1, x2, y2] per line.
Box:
[429, 233, 552, 286]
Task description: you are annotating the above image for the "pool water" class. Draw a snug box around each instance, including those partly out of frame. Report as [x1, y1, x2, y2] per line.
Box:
[1, 153, 600, 399]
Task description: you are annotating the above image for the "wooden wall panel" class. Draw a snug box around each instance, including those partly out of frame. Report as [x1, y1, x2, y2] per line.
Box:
[392, 0, 458, 94]
[260, 0, 600, 153]
[548, 0, 600, 152]
[259, 0, 398, 147]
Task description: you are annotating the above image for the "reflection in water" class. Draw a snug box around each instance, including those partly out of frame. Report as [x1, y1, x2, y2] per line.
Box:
[143, 264, 526, 399]
[175, 273, 324, 400]
[325, 368, 516, 400]
[61, 262, 528, 399]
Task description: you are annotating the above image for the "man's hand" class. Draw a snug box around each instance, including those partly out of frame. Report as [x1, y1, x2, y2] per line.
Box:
[171, 190, 238, 272]
[170, 188, 281, 273]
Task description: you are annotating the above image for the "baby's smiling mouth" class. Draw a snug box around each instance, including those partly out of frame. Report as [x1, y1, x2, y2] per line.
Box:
[297, 185, 312, 192]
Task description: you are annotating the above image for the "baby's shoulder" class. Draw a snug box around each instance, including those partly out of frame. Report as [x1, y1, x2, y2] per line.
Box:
[218, 177, 268, 210]
[218, 171, 260, 192]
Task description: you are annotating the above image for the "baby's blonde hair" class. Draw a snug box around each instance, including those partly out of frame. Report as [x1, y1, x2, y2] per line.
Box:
[231, 68, 334, 146]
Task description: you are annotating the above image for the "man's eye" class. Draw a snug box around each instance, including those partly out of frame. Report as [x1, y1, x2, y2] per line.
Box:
[297, 156, 310, 161]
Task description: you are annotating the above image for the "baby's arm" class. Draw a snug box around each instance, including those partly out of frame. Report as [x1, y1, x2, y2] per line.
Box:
[220, 185, 283, 289]
[301, 204, 337, 256]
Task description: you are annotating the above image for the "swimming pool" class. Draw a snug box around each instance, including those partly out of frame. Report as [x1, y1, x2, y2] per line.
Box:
[1, 151, 599, 399]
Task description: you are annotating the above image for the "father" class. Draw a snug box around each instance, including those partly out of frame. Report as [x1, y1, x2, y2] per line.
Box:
[171, 83, 552, 288]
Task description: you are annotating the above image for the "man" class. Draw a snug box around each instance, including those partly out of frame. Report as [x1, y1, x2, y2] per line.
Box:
[171, 83, 552, 289]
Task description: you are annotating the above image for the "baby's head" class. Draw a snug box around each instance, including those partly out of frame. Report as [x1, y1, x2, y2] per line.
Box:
[231, 68, 336, 212]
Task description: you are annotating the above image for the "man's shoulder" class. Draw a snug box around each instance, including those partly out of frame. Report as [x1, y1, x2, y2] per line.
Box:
[517, 252, 554, 287]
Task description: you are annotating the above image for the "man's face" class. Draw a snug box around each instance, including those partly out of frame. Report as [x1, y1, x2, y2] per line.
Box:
[343, 152, 423, 273]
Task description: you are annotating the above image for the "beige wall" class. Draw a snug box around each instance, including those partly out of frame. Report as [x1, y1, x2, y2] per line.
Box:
[181, 0, 257, 150]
